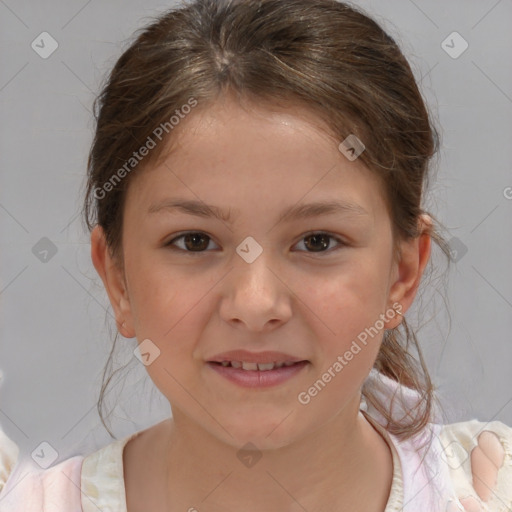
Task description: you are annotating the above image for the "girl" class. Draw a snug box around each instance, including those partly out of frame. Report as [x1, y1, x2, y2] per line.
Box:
[1, 0, 511, 510]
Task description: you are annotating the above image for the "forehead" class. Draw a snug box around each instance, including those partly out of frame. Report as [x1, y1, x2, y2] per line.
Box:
[125, 97, 388, 220]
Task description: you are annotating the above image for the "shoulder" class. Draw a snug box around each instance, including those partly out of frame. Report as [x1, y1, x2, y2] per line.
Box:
[363, 371, 512, 509]
[81, 428, 146, 512]
[437, 419, 512, 511]
[82, 420, 171, 512]
[0, 454, 83, 511]
[0, 427, 19, 495]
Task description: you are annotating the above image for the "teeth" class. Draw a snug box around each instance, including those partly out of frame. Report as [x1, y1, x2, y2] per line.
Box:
[217, 360, 299, 371]
[257, 362, 275, 371]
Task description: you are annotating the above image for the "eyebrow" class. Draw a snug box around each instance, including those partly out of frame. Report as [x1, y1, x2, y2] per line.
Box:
[147, 198, 369, 224]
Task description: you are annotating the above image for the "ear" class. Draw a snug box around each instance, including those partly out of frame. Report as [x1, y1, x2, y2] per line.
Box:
[384, 214, 432, 330]
[90, 225, 135, 338]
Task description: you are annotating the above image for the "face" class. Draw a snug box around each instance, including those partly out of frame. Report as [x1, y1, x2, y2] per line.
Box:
[92, 96, 430, 450]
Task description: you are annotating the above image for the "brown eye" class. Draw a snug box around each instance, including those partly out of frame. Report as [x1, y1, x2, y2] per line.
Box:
[304, 233, 330, 252]
[165, 231, 346, 255]
[166, 232, 217, 252]
[295, 232, 345, 253]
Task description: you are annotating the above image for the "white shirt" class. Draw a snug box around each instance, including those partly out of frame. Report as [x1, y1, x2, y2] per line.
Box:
[1, 370, 511, 511]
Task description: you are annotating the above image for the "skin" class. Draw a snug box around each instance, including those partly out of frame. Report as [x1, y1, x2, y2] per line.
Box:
[91, 94, 432, 512]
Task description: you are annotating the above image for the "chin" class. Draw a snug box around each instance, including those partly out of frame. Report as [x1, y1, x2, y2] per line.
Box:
[219, 415, 301, 450]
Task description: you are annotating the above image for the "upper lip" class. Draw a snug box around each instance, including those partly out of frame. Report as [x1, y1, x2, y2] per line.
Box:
[207, 350, 307, 364]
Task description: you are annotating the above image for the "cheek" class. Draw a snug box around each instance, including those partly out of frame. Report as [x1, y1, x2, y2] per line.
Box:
[299, 260, 391, 391]
[125, 253, 195, 334]
[134, 290, 208, 406]
[127, 263, 212, 367]
[296, 273, 387, 414]
[305, 261, 389, 338]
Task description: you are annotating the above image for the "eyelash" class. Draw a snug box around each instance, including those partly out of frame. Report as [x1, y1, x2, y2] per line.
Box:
[164, 231, 347, 255]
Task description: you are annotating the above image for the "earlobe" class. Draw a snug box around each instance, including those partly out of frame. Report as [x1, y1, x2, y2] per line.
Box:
[384, 214, 432, 330]
[90, 225, 135, 338]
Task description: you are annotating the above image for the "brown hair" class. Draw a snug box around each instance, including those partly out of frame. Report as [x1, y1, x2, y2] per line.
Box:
[82, 0, 453, 442]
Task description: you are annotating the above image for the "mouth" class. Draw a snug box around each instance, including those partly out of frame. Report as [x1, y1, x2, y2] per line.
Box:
[208, 360, 306, 371]
[206, 359, 309, 388]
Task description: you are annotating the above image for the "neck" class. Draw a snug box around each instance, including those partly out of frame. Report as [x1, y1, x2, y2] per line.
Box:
[162, 395, 393, 512]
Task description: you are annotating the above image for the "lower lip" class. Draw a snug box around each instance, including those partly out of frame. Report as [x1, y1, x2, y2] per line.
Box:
[206, 361, 309, 388]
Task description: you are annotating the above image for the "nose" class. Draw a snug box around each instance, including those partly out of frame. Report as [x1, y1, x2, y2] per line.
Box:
[218, 250, 293, 332]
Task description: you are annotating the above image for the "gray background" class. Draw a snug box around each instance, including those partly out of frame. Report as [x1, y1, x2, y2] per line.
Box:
[0, 0, 511, 462]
